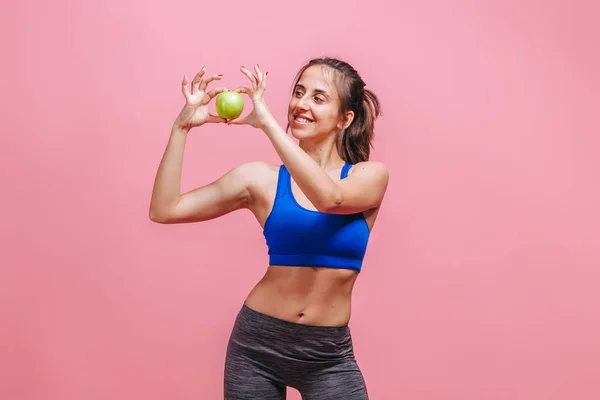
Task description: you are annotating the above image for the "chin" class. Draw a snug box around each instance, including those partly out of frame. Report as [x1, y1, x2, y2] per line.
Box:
[289, 127, 311, 141]
[290, 128, 331, 144]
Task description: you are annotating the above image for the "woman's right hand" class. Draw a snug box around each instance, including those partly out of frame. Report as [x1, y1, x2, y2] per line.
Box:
[174, 66, 228, 131]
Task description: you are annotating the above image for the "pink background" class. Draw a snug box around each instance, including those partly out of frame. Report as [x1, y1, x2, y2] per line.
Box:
[2, 0, 599, 399]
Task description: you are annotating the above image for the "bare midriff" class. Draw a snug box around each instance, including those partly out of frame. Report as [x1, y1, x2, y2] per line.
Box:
[244, 265, 359, 327]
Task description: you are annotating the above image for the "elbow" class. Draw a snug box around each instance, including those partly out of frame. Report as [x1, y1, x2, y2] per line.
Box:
[149, 207, 170, 224]
[316, 192, 343, 213]
[149, 195, 182, 223]
[149, 197, 179, 223]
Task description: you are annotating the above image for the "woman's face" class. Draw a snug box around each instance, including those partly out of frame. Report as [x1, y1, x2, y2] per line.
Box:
[287, 65, 347, 141]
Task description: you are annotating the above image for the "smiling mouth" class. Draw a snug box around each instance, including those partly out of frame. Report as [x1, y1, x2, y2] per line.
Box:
[294, 116, 314, 124]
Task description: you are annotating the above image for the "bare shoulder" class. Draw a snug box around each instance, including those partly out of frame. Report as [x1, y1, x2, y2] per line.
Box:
[347, 160, 389, 184]
[235, 160, 279, 185]
[234, 161, 281, 224]
[235, 160, 280, 199]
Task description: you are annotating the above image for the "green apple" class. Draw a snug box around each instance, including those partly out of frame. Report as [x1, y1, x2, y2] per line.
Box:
[216, 91, 244, 120]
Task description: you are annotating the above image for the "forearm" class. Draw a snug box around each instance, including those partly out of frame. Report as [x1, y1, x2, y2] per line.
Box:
[261, 117, 341, 210]
[149, 126, 189, 218]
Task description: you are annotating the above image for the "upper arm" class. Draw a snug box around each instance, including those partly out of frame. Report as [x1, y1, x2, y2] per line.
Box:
[150, 161, 266, 224]
[322, 161, 389, 214]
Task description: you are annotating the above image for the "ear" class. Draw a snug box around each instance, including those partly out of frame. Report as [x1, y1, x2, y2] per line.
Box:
[337, 110, 354, 130]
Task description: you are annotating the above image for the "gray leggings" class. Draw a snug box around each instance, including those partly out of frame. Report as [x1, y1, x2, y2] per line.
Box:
[224, 303, 369, 399]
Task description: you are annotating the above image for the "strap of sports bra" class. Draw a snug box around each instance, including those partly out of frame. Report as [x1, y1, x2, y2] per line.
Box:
[277, 165, 291, 197]
[341, 162, 352, 179]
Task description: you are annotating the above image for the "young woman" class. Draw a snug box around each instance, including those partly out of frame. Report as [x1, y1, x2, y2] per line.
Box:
[150, 57, 389, 399]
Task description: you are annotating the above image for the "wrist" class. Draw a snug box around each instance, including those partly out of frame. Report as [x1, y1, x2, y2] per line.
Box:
[171, 124, 191, 136]
[173, 104, 200, 132]
[260, 115, 280, 132]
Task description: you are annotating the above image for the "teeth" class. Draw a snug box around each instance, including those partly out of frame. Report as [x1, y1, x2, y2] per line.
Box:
[296, 117, 312, 123]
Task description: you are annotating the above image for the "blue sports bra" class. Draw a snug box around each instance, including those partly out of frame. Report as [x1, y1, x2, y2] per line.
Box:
[262, 162, 371, 272]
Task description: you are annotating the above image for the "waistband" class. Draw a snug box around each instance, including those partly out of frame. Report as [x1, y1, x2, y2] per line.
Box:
[241, 302, 349, 331]
[231, 302, 355, 362]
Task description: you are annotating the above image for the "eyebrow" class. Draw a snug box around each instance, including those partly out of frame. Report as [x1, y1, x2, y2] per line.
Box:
[295, 83, 329, 96]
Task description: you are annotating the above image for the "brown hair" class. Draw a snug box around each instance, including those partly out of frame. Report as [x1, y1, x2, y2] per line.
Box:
[289, 57, 382, 164]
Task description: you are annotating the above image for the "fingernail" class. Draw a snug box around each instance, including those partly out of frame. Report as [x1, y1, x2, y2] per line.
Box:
[218, 74, 223, 76]
[266, 71, 269, 76]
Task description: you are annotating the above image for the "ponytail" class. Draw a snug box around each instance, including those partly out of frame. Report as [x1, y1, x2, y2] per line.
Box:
[338, 88, 381, 164]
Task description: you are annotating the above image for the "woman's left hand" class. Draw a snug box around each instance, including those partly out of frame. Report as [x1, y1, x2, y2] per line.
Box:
[228, 65, 274, 129]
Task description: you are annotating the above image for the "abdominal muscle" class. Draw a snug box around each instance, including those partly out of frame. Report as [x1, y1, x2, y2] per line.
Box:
[243, 163, 376, 327]
[244, 265, 359, 327]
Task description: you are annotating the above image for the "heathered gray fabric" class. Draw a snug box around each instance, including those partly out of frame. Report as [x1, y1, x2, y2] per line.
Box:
[224, 303, 369, 399]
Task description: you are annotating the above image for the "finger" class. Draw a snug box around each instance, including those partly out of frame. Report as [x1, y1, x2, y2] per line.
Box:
[199, 74, 223, 92]
[259, 70, 268, 91]
[233, 86, 252, 95]
[227, 115, 248, 125]
[205, 86, 228, 101]
[254, 64, 263, 83]
[207, 113, 227, 124]
[191, 66, 207, 93]
[240, 65, 258, 88]
[181, 76, 191, 99]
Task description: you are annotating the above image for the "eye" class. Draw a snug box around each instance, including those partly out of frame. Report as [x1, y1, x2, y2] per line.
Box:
[295, 90, 304, 97]
[314, 96, 325, 103]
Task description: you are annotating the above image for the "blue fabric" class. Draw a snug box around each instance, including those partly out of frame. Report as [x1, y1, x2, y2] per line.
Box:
[263, 162, 370, 272]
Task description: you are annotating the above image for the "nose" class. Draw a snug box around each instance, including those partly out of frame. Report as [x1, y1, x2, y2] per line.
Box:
[296, 94, 310, 111]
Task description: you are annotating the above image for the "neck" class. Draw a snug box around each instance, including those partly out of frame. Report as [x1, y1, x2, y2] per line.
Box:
[298, 135, 345, 171]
